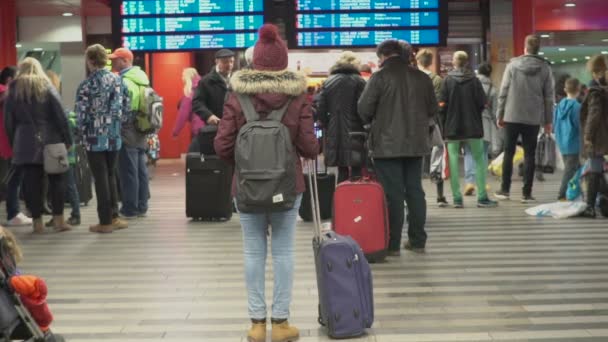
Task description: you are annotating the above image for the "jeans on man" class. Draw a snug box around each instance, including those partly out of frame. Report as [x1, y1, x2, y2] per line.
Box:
[239, 195, 302, 320]
[374, 157, 427, 250]
[118, 146, 149, 217]
[501, 123, 540, 196]
[88, 151, 119, 225]
[65, 166, 81, 219]
[558, 154, 580, 199]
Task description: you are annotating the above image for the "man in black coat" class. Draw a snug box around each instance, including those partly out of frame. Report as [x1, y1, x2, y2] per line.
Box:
[358, 40, 437, 255]
[192, 49, 235, 126]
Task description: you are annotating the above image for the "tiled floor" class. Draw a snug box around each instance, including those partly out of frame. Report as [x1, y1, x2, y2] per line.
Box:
[4, 160, 608, 342]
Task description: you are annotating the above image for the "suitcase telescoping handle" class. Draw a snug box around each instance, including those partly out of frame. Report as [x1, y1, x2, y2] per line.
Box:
[306, 159, 323, 239]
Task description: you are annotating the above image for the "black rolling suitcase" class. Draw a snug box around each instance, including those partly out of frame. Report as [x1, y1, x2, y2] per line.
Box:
[72, 145, 93, 206]
[299, 168, 335, 222]
[186, 153, 233, 221]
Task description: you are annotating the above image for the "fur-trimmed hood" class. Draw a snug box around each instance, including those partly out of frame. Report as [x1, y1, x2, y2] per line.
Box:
[230, 69, 308, 96]
[329, 63, 361, 76]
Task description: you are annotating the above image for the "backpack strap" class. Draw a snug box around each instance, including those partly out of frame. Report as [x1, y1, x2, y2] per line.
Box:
[237, 94, 292, 123]
[236, 94, 260, 122]
[267, 99, 292, 122]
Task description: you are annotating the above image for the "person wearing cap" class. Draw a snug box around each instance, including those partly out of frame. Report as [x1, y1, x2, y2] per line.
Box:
[108, 47, 150, 219]
[214, 24, 319, 342]
[192, 49, 235, 126]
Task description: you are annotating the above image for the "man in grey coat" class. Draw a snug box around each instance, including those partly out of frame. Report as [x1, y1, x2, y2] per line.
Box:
[495, 35, 554, 203]
[358, 40, 438, 255]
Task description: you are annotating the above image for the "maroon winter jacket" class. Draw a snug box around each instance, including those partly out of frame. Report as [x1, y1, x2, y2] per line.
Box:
[214, 69, 319, 194]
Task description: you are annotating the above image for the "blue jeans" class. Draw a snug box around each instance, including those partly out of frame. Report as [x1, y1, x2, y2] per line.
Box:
[240, 194, 302, 320]
[65, 166, 81, 219]
[118, 146, 149, 216]
[6, 164, 23, 221]
[464, 141, 490, 185]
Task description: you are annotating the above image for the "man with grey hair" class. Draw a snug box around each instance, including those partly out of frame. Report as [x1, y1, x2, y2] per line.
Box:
[358, 39, 437, 255]
[495, 35, 554, 203]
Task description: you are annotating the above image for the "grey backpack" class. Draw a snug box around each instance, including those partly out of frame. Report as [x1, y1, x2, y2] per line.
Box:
[235, 94, 296, 213]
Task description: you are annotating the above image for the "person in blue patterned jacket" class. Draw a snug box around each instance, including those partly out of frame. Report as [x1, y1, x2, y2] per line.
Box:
[75, 44, 130, 234]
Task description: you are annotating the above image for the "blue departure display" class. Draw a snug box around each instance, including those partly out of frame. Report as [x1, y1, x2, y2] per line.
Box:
[118, 0, 264, 51]
[297, 0, 439, 11]
[297, 12, 439, 29]
[122, 15, 264, 33]
[122, 0, 263, 16]
[124, 33, 258, 50]
[294, 0, 444, 48]
[298, 30, 439, 47]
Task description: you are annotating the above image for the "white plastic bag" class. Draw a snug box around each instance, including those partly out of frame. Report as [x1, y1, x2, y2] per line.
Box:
[525, 201, 587, 219]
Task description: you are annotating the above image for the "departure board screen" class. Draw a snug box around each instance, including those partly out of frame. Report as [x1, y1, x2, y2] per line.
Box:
[117, 0, 264, 51]
[294, 0, 445, 48]
[297, 0, 439, 11]
[122, 0, 263, 15]
[124, 33, 258, 50]
[298, 30, 439, 47]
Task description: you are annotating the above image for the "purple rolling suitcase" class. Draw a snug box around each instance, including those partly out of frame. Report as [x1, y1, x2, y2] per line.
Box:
[307, 160, 374, 339]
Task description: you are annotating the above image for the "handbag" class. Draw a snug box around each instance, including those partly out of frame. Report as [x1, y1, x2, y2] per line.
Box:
[43, 143, 69, 174]
[27, 111, 69, 175]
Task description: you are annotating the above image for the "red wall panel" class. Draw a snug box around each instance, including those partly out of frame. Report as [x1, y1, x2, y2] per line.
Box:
[0, 0, 17, 68]
[151, 53, 194, 159]
[513, 0, 535, 56]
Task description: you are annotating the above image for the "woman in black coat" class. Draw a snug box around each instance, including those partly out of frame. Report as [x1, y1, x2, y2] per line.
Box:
[316, 52, 367, 182]
[3, 58, 72, 233]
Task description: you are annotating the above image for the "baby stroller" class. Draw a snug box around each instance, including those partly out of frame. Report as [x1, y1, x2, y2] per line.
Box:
[0, 236, 64, 342]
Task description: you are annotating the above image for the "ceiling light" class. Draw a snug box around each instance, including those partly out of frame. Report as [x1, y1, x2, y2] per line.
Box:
[540, 34, 551, 38]
[15, 43, 22, 48]
[62, 12, 73, 17]
[539, 51, 545, 55]
[33, 48, 43, 51]
[602, 51, 608, 55]
[558, 48, 567, 51]
[550, 61, 555, 64]
[603, 39, 608, 42]
[561, 59, 566, 63]
[586, 56, 591, 60]
[572, 58, 578, 62]
[564, 3, 576, 7]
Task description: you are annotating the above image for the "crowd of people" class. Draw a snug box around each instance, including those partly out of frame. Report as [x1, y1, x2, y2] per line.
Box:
[1, 23, 607, 342]
[0, 44, 152, 234]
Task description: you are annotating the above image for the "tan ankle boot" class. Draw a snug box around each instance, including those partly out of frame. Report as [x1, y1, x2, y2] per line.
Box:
[53, 215, 72, 232]
[247, 322, 266, 342]
[89, 224, 114, 234]
[33, 218, 44, 234]
[271, 321, 299, 342]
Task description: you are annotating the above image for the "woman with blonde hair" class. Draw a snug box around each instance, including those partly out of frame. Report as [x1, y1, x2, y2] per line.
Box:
[3, 57, 72, 233]
[172, 67, 204, 139]
[316, 51, 367, 182]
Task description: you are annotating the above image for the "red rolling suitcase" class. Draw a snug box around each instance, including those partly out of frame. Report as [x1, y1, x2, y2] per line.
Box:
[332, 132, 389, 262]
[332, 179, 389, 262]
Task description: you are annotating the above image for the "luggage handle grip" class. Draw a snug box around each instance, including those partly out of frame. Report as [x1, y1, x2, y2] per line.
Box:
[305, 158, 323, 238]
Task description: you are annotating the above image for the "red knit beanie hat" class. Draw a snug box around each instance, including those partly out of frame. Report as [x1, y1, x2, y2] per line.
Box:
[253, 24, 288, 71]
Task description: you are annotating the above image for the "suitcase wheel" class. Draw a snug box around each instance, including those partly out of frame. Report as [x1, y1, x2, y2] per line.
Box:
[317, 304, 326, 326]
